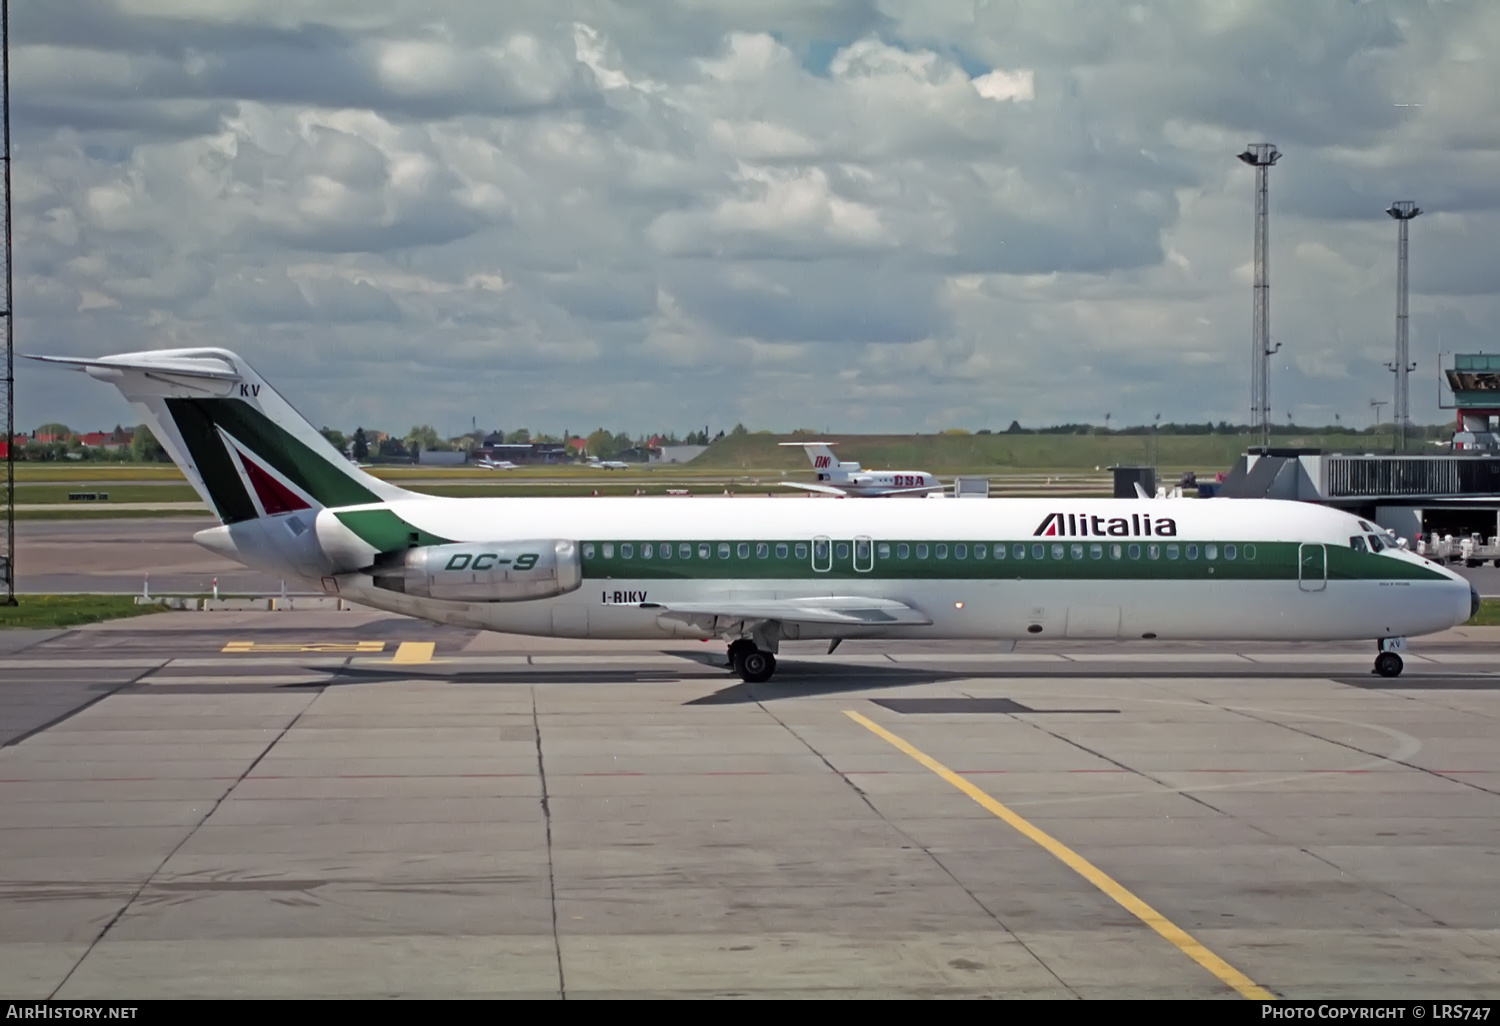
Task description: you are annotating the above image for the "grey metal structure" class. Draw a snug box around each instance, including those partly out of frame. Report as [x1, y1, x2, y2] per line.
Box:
[1387, 201, 1421, 451]
[1, 0, 13, 606]
[1237, 144, 1281, 449]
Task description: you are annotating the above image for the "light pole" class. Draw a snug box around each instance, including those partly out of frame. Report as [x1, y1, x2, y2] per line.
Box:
[1371, 399, 1387, 450]
[1238, 143, 1282, 448]
[1, 0, 13, 607]
[1386, 201, 1421, 450]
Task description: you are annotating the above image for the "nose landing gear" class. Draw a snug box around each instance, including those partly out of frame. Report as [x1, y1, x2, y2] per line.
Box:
[1373, 638, 1406, 678]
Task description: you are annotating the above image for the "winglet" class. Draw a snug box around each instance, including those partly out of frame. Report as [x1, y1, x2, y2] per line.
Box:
[1134, 482, 1151, 499]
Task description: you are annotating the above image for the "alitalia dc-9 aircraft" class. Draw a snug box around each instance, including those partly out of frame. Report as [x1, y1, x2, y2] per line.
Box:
[34, 349, 1479, 683]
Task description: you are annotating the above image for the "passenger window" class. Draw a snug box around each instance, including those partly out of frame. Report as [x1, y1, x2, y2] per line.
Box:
[718, 543, 730, 559]
[955, 544, 967, 559]
[897, 543, 910, 559]
[699, 544, 711, 559]
[679, 543, 691, 559]
[756, 543, 769, 559]
[1166, 544, 1179, 559]
[975, 544, 987, 560]
[1110, 544, 1122, 559]
[994, 544, 1006, 560]
[795, 543, 808, 559]
[1224, 544, 1236, 560]
[1148, 544, 1159, 559]
[1349, 536, 1367, 553]
[877, 543, 891, 559]
[1015, 544, 1027, 559]
[1128, 544, 1140, 559]
[1071, 543, 1084, 560]
[621, 544, 634, 559]
[776, 543, 788, 558]
[583, 543, 596, 559]
[1032, 544, 1045, 560]
[813, 539, 829, 562]
[1244, 544, 1256, 560]
[1051, 544, 1064, 560]
[835, 542, 849, 560]
[1205, 544, 1217, 560]
[643, 543, 653, 559]
[1090, 543, 1102, 559]
[916, 544, 929, 559]
[737, 543, 749, 559]
[602, 543, 615, 558]
[661, 544, 672, 560]
[1186, 544, 1198, 560]
[935, 544, 948, 559]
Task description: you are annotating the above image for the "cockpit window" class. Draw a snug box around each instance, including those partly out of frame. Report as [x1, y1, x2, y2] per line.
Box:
[1367, 534, 1385, 553]
[1349, 536, 1368, 553]
[1358, 520, 1374, 532]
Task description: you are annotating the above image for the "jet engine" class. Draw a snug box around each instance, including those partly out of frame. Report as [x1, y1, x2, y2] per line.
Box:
[372, 540, 581, 602]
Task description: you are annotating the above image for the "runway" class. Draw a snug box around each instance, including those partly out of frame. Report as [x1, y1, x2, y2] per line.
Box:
[3, 611, 1499, 998]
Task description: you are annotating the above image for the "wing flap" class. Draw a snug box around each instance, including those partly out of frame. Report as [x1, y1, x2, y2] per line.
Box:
[642, 596, 933, 627]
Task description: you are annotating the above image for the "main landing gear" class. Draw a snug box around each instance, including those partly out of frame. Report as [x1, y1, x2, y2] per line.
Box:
[727, 639, 777, 683]
[1373, 638, 1406, 678]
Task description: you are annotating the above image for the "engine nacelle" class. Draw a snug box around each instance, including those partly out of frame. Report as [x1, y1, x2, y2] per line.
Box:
[373, 540, 582, 602]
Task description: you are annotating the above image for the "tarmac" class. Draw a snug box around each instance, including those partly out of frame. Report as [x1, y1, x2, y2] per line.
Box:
[2, 607, 1500, 999]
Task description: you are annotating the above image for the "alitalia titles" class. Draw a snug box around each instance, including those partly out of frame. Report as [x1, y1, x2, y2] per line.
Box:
[1034, 513, 1178, 538]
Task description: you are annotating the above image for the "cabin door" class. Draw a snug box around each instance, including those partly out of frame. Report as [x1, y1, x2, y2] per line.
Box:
[1298, 543, 1327, 592]
[811, 536, 832, 573]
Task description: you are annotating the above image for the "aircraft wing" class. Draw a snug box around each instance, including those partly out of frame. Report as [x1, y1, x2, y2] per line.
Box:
[780, 482, 850, 497]
[641, 596, 933, 628]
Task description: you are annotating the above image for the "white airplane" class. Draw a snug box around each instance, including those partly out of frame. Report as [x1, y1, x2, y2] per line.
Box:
[474, 455, 518, 470]
[583, 456, 630, 470]
[32, 348, 1479, 683]
[779, 441, 942, 497]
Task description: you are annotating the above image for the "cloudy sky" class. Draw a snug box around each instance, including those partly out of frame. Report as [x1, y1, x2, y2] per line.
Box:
[15, 1, 1500, 438]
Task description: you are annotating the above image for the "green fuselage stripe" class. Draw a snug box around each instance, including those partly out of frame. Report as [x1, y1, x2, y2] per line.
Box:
[578, 540, 1446, 583]
[336, 509, 452, 552]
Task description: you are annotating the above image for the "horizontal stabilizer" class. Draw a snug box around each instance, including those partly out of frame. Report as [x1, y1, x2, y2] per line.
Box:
[642, 596, 933, 628]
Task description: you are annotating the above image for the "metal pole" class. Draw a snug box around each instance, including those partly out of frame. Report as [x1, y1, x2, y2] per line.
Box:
[1, 0, 14, 607]
[1238, 145, 1281, 448]
[1387, 202, 1420, 451]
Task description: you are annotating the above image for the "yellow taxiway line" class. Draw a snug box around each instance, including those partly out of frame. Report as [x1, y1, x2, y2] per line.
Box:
[221, 641, 386, 654]
[391, 641, 436, 664]
[844, 709, 1274, 1000]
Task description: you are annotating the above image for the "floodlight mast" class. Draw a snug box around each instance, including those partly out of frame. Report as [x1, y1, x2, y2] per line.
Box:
[1386, 201, 1421, 451]
[1, 0, 13, 607]
[1238, 144, 1281, 449]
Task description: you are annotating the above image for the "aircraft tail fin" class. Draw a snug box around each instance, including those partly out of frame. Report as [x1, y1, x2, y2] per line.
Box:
[778, 440, 858, 473]
[29, 349, 414, 523]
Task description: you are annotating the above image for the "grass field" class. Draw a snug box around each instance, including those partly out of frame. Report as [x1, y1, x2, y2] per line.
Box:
[692, 431, 1397, 474]
[13, 484, 202, 503]
[11, 430, 1400, 484]
[0, 594, 167, 628]
[1468, 598, 1500, 626]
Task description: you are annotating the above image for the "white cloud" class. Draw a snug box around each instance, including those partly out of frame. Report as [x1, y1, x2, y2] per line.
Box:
[972, 68, 1034, 102]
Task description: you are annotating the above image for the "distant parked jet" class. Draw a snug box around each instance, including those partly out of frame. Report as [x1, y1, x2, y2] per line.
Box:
[779, 441, 941, 497]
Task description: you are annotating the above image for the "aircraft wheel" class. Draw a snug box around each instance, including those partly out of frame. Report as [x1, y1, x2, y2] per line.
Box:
[1374, 652, 1403, 678]
[726, 639, 756, 675]
[739, 650, 776, 683]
